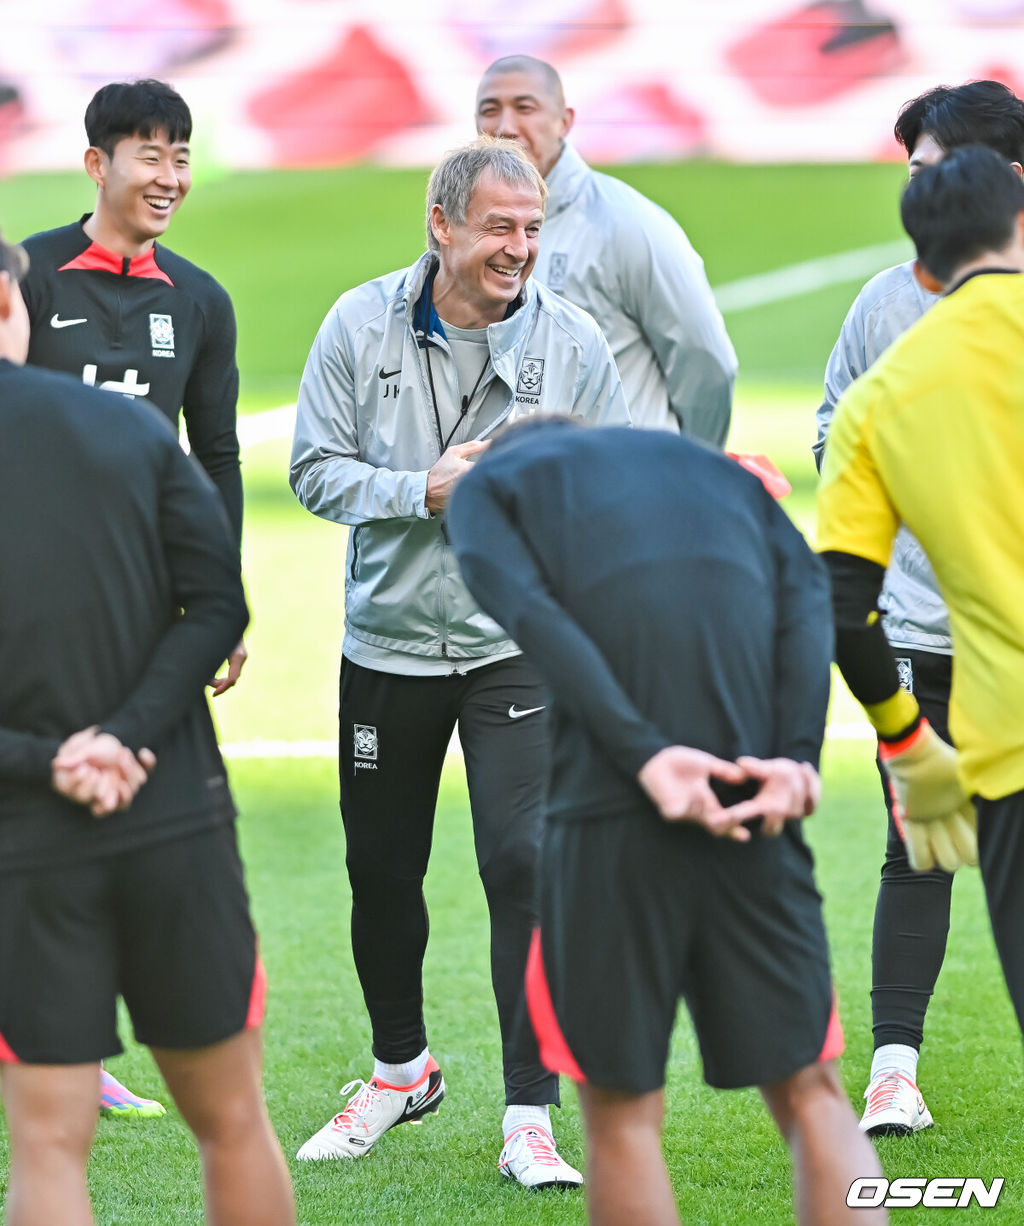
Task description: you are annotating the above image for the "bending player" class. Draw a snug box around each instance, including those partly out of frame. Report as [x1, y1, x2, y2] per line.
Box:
[0, 230, 294, 1226]
[449, 416, 884, 1226]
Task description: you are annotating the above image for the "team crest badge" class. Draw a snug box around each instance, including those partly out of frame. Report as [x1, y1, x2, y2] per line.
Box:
[149, 313, 175, 355]
[517, 358, 545, 395]
[354, 724, 378, 760]
[547, 253, 568, 290]
[895, 657, 914, 694]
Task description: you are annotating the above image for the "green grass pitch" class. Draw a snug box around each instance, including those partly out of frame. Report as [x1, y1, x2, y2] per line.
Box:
[2, 161, 1022, 1223]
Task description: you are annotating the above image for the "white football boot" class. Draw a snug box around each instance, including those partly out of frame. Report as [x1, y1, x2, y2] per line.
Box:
[296, 1057, 445, 1160]
[499, 1124, 584, 1189]
[859, 1070, 934, 1136]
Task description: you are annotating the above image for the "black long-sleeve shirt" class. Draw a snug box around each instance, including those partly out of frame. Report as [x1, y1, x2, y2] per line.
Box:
[448, 422, 832, 823]
[20, 218, 243, 542]
[0, 360, 249, 872]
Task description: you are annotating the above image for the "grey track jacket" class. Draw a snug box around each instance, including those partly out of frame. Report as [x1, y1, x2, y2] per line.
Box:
[814, 260, 950, 653]
[534, 143, 736, 442]
[290, 251, 630, 671]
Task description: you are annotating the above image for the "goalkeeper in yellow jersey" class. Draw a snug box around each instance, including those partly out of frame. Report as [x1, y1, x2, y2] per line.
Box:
[819, 143, 1024, 1045]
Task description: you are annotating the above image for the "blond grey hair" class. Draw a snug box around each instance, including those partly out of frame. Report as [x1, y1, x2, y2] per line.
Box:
[426, 135, 547, 251]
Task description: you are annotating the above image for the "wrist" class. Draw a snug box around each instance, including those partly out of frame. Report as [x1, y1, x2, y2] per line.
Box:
[878, 716, 928, 759]
[865, 688, 920, 739]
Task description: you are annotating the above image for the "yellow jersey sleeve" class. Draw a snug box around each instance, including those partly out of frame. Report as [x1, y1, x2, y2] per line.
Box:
[816, 375, 900, 570]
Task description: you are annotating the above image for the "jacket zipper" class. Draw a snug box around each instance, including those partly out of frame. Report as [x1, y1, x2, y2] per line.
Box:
[349, 525, 362, 582]
[113, 260, 129, 349]
[409, 306, 486, 675]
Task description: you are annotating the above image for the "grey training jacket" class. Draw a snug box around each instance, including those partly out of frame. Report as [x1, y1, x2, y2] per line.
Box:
[815, 260, 950, 653]
[290, 251, 630, 670]
[534, 143, 737, 442]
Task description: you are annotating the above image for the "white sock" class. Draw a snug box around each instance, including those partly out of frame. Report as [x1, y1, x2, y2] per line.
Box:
[373, 1047, 429, 1086]
[503, 1104, 551, 1139]
[871, 1043, 919, 1084]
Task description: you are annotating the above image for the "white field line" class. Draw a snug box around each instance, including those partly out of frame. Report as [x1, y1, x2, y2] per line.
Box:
[712, 240, 911, 314]
[221, 722, 873, 760]
[237, 241, 912, 451]
[237, 403, 298, 447]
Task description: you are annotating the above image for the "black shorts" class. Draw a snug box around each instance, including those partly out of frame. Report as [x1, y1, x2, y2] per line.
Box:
[526, 811, 841, 1094]
[0, 822, 264, 1065]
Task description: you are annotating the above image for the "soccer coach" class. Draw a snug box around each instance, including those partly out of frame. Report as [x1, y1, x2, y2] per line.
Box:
[290, 136, 628, 1184]
[447, 417, 884, 1226]
[0, 232, 294, 1226]
[476, 55, 737, 440]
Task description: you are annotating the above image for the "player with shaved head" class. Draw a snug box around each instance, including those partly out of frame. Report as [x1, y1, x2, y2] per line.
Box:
[476, 55, 737, 440]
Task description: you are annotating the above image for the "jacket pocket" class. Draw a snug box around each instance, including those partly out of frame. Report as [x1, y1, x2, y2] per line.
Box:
[349, 524, 363, 583]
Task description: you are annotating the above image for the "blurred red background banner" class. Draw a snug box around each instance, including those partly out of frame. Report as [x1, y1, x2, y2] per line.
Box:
[3, 0, 1024, 172]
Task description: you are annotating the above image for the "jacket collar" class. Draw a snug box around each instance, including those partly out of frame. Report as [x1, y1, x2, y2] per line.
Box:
[544, 142, 591, 221]
[57, 214, 174, 285]
[402, 251, 537, 365]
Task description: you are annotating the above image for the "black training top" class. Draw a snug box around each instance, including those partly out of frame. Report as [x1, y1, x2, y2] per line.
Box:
[448, 422, 832, 823]
[20, 218, 243, 542]
[0, 360, 249, 873]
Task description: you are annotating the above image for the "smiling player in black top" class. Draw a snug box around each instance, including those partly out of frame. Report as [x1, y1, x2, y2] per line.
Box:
[20, 80, 246, 684]
[18, 78, 247, 1118]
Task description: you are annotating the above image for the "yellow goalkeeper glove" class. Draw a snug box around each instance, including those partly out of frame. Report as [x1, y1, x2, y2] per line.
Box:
[878, 718, 978, 873]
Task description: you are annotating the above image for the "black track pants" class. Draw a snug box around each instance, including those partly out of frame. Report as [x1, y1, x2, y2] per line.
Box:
[338, 655, 559, 1106]
[871, 647, 954, 1051]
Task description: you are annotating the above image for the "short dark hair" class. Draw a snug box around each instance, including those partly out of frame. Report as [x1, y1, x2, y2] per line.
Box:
[894, 85, 953, 154]
[0, 229, 28, 283]
[85, 79, 192, 156]
[895, 80, 1024, 163]
[900, 145, 1024, 283]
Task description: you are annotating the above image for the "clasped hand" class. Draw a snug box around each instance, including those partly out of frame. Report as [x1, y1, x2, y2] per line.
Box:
[51, 727, 156, 818]
[636, 746, 821, 842]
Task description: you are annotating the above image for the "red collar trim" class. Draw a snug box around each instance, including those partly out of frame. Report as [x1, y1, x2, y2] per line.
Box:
[59, 241, 174, 286]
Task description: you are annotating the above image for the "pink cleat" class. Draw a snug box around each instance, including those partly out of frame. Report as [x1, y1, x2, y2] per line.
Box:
[100, 1067, 166, 1119]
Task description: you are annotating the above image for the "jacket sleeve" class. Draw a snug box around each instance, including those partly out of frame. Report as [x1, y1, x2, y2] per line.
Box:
[181, 281, 243, 544]
[814, 288, 869, 472]
[823, 550, 902, 707]
[99, 444, 249, 753]
[449, 468, 669, 778]
[290, 306, 430, 525]
[618, 210, 736, 446]
[765, 497, 832, 768]
[571, 327, 631, 426]
[0, 729, 61, 783]
[19, 252, 45, 331]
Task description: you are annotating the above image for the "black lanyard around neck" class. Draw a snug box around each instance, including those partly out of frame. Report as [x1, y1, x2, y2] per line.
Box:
[424, 340, 491, 453]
